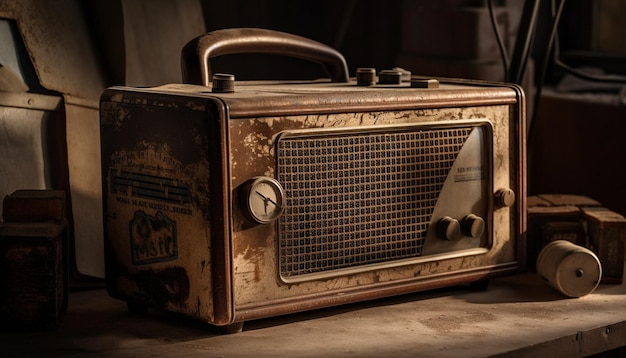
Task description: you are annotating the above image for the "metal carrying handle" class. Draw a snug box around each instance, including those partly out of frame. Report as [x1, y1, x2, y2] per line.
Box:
[181, 28, 350, 86]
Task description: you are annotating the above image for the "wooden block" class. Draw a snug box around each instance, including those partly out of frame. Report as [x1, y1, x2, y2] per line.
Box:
[537, 194, 602, 208]
[527, 195, 551, 207]
[2, 190, 66, 222]
[582, 207, 626, 284]
[526, 194, 604, 272]
[527, 204, 583, 270]
[0, 220, 68, 329]
[541, 221, 586, 247]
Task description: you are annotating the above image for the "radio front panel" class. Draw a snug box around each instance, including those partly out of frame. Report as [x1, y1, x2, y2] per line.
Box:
[101, 80, 525, 328]
[229, 104, 517, 313]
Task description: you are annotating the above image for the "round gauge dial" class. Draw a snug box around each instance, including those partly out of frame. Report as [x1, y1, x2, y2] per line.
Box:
[241, 176, 285, 224]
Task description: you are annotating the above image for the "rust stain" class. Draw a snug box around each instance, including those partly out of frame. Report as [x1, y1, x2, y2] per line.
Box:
[235, 245, 264, 284]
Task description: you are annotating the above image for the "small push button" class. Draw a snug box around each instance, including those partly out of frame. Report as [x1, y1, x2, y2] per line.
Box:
[356, 68, 376, 86]
[378, 70, 403, 85]
[411, 78, 439, 88]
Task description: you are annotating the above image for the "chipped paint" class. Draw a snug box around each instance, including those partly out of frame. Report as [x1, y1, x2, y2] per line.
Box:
[100, 101, 131, 131]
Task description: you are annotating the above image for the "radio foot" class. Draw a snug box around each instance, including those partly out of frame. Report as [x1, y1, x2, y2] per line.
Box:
[222, 322, 244, 334]
[468, 279, 490, 291]
[126, 300, 148, 315]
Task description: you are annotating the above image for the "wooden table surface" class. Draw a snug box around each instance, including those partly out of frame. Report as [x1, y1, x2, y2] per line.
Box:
[1, 270, 625, 358]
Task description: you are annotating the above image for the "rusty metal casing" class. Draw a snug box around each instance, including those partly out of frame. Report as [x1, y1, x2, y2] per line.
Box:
[100, 76, 526, 330]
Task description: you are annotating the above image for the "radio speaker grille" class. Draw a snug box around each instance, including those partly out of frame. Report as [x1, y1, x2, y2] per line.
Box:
[277, 126, 473, 279]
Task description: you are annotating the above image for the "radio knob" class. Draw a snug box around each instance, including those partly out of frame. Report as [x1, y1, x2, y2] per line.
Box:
[438, 216, 461, 241]
[212, 73, 235, 93]
[495, 188, 516, 208]
[462, 214, 485, 238]
[356, 68, 376, 86]
[378, 69, 402, 85]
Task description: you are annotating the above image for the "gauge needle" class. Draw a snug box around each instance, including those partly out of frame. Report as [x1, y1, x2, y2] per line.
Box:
[255, 191, 281, 214]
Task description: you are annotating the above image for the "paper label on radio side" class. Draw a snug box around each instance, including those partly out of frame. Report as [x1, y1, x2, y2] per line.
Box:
[107, 145, 202, 263]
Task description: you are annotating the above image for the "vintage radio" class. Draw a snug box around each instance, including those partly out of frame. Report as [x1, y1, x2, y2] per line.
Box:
[100, 28, 526, 332]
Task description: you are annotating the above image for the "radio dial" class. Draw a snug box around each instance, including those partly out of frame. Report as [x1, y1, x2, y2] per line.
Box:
[462, 214, 485, 238]
[438, 216, 462, 241]
[241, 176, 285, 224]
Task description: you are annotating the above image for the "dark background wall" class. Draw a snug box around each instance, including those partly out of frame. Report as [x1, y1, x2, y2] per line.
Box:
[200, 0, 403, 80]
[2, 0, 626, 217]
